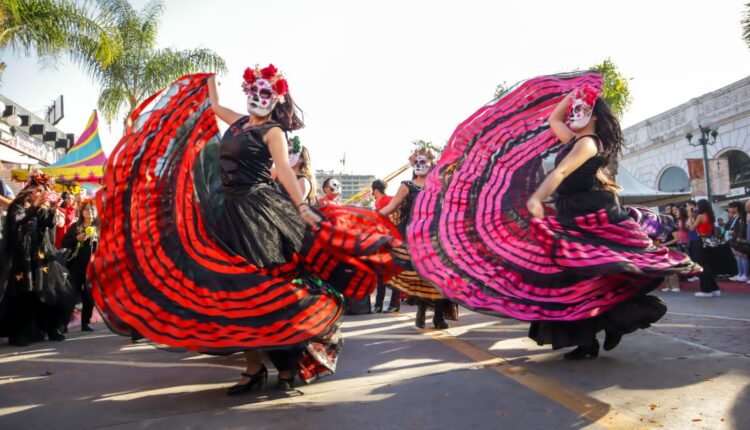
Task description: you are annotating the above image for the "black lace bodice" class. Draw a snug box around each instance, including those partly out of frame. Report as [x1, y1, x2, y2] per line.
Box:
[219, 117, 281, 188]
[554, 134, 608, 195]
[397, 180, 423, 232]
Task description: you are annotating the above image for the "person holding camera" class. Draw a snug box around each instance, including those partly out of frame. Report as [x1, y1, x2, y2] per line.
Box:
[0, 172, 76, 346]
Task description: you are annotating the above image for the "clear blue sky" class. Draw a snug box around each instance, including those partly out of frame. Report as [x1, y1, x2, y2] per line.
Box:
[2, 0, 750, 181]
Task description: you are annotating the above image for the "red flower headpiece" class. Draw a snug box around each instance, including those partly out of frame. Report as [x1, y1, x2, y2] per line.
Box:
[569, 85, 598, 110]
[241, 63, 289, 96]
[29, 171, 53, 187]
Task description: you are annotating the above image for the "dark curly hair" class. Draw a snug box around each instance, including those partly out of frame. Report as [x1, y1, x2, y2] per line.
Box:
[593, 98, 625, 166]
[371, 179, 387, 194]
[271, 92, 304, 131]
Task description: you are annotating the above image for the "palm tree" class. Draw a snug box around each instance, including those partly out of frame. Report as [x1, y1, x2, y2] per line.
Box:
[0, 0, 119, 71]
[92, 0, 226, 126]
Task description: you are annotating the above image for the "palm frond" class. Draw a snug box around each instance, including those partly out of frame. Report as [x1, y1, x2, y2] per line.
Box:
[97, 84, 129, 125]
[141, 47, 225, 96]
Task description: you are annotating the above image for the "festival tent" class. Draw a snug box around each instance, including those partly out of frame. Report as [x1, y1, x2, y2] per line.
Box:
[616, 167, 691, 207]
[12, 111, 106, 184]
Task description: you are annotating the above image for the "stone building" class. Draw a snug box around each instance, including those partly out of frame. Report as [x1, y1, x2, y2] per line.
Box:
[620, 75, 750, 211]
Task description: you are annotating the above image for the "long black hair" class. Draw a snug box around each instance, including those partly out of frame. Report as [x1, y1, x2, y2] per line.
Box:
[697, 199, 715, 223]
[593, 98, 625, 166]
[271, 92, 304, 131]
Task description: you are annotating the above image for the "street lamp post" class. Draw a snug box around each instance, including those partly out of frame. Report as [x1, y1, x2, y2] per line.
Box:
[685, 116, 719, 206]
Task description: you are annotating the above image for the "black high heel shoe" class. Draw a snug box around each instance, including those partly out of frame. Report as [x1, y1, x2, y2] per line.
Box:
[226, 366, 268, 396]
[563, 340, 599, 360]
[603, 330, 623, 351]
[275, 376, 296, 391]
[415, 302, 427, 329]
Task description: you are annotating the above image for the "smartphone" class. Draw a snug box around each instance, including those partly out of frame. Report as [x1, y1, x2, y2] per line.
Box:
[46, 192, 60, 203]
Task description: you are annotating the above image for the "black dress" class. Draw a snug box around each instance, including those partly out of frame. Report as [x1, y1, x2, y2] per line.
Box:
[528, 136, 667, 349]
[0, 201, 76, 345]
[61, 221, 98, 326]
[386, 180, 446, 300]
[91, 75, 401, 355]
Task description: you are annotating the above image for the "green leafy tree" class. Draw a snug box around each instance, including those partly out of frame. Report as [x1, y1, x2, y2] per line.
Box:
[492, 58, 632, 117]
[412, 139, 445, 155]
[590, 58, 632, 117]
[0, 0, 119, 82]
[91, 0, 226, 126]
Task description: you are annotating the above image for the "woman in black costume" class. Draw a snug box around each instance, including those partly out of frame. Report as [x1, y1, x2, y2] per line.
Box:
[526, 88, 670, 359]
[62, 199, 99, 332]
[0, 173, 76, 346]
[208, 67, 332, 393]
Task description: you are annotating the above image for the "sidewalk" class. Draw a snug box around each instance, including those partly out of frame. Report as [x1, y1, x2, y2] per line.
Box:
[676, 279, 750, 294]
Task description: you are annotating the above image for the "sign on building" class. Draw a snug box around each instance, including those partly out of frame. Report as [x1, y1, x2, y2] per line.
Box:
[686, 158, 731, 196]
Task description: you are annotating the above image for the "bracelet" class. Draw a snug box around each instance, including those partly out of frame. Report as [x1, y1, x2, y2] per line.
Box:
[297, 202, 309, 209]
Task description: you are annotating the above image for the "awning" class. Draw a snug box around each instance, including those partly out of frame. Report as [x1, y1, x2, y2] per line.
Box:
[617, 168, 691, 206]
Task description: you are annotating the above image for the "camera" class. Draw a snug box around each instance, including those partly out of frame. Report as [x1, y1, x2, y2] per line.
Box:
[46, 192, 60, 203]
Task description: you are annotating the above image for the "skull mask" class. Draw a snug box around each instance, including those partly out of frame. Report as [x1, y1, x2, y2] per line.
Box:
[246, 78, 279, 117]
[412, 155, 432, 176]
[326, 179, 341, 196]
[569, 89, 595, 131]
[288, 149, 301, 167]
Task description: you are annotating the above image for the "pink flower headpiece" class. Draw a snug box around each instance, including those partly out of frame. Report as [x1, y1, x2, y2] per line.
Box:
[569, 85, 598, 110]
[241, 64, 289, 96]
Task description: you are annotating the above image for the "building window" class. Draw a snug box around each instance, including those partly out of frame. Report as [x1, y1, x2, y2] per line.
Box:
[721, 150, 750, 188]
[658, 166, 690, 192]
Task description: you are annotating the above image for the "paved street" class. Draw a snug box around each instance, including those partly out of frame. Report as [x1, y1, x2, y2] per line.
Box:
[1, 291, 748, 430]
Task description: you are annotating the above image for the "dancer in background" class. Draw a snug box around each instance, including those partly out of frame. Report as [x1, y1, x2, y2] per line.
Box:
[0, 172, 76, 346]
[408, 73, 697, 359]
[379, 148, 456, 328]
[91, 68, 400, 395]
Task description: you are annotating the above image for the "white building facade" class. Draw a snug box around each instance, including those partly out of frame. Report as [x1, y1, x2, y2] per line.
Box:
[621, 75, 750, 210]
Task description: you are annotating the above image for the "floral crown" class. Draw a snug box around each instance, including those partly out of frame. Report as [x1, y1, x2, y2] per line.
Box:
[288, 136, 302, 154]
[569, 86, 598, 110]
[241, 64, 289, 96]
[409, 147, 435, 165]
[29, 171, 53, 187]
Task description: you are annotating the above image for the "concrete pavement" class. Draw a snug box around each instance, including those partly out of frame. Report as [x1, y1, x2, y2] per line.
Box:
[0, 291, 748, 430]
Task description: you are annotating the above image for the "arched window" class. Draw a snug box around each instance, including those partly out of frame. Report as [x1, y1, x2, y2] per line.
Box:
[721, 150, 750, 188]
[658, 166, 690, 192]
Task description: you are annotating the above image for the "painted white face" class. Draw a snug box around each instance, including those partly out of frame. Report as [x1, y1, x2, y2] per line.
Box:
[412, 155, 431, 176]
[246, 78, 278, 117]
[326, 179, 341, 195]
[570, 98, 593, 131]
[288, 151, 301, 167]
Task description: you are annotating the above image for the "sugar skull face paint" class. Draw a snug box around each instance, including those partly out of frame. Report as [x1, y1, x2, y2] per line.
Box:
[412, 154, 432, 176]
[569, 98, 593, 130]
[288, 151, 301, 167]
[246, 78, 278, 117]
[326, 179, 341, 195]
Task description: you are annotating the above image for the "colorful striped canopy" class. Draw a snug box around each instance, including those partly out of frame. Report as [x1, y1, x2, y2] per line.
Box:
[12, 111, 106, 183]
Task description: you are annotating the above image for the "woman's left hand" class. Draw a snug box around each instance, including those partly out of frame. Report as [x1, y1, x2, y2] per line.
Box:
[526, 197, 544, 219]
[299, 205, 322, 228]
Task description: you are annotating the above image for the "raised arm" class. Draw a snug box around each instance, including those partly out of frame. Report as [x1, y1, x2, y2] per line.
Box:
[549, 93, 576, 143]
[207, 76, 244, 126]
[379, 184, 409, 216]
[266, 128, 321, 227]
[526, 137, 598, 218]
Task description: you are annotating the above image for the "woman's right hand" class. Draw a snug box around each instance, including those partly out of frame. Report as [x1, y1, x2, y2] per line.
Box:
[299, 204, 322, 228]
[526, 197, 544, 219]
